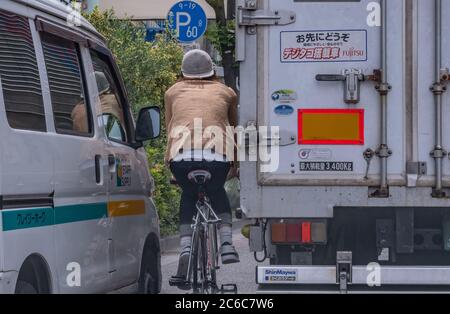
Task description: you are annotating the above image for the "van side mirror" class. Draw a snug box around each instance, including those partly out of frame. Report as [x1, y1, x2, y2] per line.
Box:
[135, 106, 161, 143]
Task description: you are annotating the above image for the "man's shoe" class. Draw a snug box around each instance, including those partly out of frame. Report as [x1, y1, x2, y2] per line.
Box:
[169, 253, 191, 290]
[220, 243, 240, 265]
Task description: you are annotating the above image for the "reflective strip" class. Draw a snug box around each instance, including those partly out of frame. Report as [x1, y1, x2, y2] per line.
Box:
[55, 203, 108, 225]
[107, 200, 146, 217]
[298, 109, 364, 145]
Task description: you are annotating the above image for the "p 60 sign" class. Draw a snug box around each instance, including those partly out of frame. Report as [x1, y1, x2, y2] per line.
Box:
[167, 1, 208, 43]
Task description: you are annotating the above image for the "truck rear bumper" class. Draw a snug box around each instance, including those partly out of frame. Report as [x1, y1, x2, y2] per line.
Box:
[257, 265, 450, 287]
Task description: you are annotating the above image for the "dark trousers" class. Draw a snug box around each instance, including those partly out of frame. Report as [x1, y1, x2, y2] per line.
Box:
[170, 160, 232, 237]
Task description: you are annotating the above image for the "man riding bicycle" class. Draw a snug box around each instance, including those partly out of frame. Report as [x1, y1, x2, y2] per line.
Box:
[164, 49, 240, 288]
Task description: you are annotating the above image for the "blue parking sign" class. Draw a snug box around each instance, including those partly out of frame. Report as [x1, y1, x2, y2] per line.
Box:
[167, 1, 208, 43]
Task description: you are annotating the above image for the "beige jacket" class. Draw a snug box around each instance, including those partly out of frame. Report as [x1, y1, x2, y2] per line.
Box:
[164, 79, 238, 164]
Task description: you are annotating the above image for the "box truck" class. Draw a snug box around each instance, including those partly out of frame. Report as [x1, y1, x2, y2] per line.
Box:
[237, 0, 450, 292]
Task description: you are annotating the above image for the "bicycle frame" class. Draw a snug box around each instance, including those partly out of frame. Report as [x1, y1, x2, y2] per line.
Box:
[186, 193, 221, 294]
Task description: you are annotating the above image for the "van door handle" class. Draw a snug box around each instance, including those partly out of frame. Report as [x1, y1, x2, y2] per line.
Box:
[108, 155, 117, 174]
[95, 155, 102, 184]
[108, 154, 116, 167]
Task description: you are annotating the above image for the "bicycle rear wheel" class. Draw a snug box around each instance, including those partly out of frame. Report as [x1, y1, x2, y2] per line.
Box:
[197, 227, 218, 294]
[191, 226, 209, 294]
[191, 228, 200, 294]
[206, 223, 218, 290]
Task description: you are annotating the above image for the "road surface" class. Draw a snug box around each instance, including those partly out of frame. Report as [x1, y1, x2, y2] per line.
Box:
[161, 222, 267, 294]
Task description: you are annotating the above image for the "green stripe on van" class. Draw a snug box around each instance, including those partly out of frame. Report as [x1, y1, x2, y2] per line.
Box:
[55, 203, 107, 225]
[2, 207, 55, 231]
[2, 203, 108, 231]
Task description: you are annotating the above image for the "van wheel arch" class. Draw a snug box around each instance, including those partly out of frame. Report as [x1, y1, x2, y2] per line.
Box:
[15, 254, 52, 294]
[138, 233, 161, 294]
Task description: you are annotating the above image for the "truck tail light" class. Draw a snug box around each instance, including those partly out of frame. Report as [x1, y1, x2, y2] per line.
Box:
[311, 222, 327, 243]
[287, 223, 301, 243]
[271, 220, 327, 245]
[301, 222, 312, 244]
[271, 223, 287, 243]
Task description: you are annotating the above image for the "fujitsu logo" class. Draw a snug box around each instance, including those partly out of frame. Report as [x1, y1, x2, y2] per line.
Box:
[342, 48, 365, 57]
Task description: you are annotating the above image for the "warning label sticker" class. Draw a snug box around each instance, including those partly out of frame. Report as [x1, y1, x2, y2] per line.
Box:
[280, 30, 367, 63]
[300, 162, 354, 172]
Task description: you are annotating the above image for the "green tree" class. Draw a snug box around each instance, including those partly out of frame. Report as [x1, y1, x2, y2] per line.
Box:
[85, 8, 183, 236]
[205, 0, 237, 92]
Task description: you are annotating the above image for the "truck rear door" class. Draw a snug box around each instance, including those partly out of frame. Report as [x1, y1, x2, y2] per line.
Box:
[238, 0, 405, 187]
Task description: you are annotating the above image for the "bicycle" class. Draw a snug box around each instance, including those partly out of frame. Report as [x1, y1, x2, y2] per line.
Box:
[169, 169, 238, 294]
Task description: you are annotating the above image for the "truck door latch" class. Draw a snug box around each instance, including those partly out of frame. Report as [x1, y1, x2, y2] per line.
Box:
[336, 251, 352, 294]
[364, 149, 375, 180]
[316, 69, 365, 104]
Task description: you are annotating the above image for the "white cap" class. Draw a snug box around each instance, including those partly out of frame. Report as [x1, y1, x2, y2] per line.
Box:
[181, 49, 215, 79]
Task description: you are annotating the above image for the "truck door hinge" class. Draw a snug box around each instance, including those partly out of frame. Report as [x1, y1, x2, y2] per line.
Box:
[406, 162, 428, 176]
[236, 0, 296, 61]
[406, 162, 428, 187]
[237, 0, 296, 31]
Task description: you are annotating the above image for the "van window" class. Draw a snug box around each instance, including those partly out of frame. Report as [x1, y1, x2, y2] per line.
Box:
[41, 32, 91, 135]
[90, 51, 129, 143]
[0, 10, 46, 132]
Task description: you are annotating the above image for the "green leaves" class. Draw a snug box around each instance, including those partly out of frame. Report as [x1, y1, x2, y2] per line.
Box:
[85, 8, 183, 113]
[205, 20, 236, 64]
[85, 8, 183, 236]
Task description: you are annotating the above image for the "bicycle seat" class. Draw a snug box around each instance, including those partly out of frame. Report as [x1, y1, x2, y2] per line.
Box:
[187, 170, 212, 185]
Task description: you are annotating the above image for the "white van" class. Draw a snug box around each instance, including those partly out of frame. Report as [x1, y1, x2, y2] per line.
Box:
[0, 0, 162, 294]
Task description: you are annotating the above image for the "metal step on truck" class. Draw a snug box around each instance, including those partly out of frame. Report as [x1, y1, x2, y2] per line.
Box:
[237, 0, 450, 293]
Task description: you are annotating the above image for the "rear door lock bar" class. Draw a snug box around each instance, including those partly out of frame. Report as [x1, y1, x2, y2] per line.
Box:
[316, 69, 388, 105]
